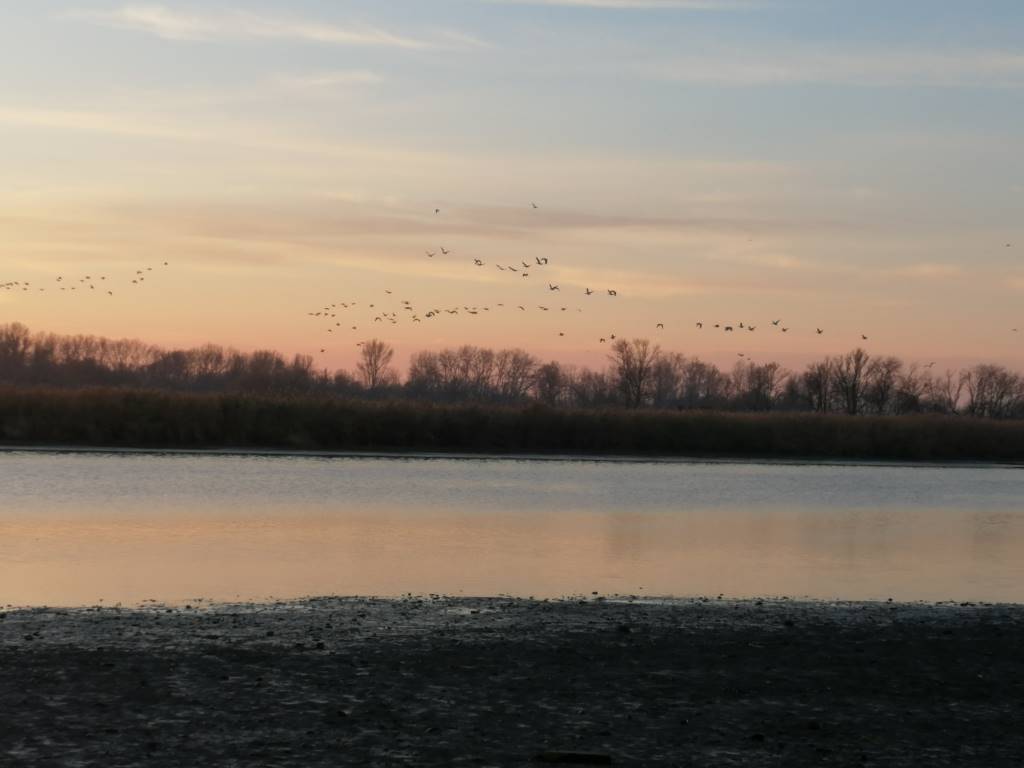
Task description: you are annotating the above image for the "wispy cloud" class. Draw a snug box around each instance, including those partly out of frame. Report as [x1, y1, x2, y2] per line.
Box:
[273, 70, 384, 90]
[64, 5, 449, 49]
[488, 0, 761, 9]
[890, 262, 964, 280]
[0, 106, 203, 141]
[637, 49, 1024, 87]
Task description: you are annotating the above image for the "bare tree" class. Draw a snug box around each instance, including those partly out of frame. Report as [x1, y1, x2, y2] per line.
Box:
[801, 360, 834, 413]
[494, 349, 538, 401]
[357, 339, 397, 390]
[961, 364, 1023, 418]
[609, 338, 661, 408]
[831, 348, 871, 415]
[534, 361, 566, 406]
[863, 356, 902, 415]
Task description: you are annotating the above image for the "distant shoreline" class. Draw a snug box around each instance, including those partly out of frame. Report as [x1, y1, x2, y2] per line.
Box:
[2, 443, 1022, 469]
[2, 387, 1024, 462]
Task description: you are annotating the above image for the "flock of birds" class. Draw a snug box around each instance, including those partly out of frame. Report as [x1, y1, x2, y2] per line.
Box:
[2, 262, 171, 297]
[304, 203, 903, 359]
[2, 207, 1018, 361]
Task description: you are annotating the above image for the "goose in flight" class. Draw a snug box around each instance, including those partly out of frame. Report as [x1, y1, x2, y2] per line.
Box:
[607, 289, 618, 296]
[434, 208, 440, 214]
[532, 202, 539, 209]
[585, 288, 593, 296]
[696, 322, 703, 329]
[816, 328, 824, 335]
[781, 327, 789, 333]
[441, 247, 450, 255]
[549, 284, 560, 291]
[862, 334, 869, 340]
[724, 326, 734, 332]
[599, 338, 607, 343]
[474, 259, 484, 266]
[656, 323, 664, 329]
[771, 319, 781, 326]
[536, 257, 549, 265]
[425, 251, 435, 258]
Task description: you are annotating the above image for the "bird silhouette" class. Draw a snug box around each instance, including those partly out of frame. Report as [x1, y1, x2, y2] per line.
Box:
[549, 284, 560, 291]
[696, 322, 703, 329]
[441, 247, 450, 255]
[425, 251, 435, 258]
[817, 328, 824, 335]
[585, 288, 593, 296]
[607, 290, 617, 296]
[656, 323, 664, 329]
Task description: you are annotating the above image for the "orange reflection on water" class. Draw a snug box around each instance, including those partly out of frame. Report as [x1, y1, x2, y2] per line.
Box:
[3, 503, 1022, 607]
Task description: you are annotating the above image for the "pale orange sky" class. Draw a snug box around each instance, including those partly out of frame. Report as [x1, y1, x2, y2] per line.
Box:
[1, 1, 1022, 374]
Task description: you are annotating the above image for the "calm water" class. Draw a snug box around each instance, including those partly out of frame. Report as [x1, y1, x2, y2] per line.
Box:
[1, 451, 1022, 606]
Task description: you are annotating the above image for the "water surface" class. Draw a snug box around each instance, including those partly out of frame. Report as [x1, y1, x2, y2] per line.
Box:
[1, 451, 1022, 605]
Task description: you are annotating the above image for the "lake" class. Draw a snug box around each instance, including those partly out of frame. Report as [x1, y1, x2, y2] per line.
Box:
[1, 450, 1022, 606]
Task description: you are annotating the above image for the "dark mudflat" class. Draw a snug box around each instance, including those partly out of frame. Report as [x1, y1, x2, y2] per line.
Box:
[1, 597, 1021, 766]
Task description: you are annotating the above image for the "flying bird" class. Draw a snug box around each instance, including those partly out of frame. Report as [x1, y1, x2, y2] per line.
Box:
[817, 328, 824, 335]
[607, 290, 617, 296]
[549, 284, 560, 291]
[656, 323, 664, 329]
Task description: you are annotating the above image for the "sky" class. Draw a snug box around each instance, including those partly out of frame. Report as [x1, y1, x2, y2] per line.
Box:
[1, 0, 1022, 373]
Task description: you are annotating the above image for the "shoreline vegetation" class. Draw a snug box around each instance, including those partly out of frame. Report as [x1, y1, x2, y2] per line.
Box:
[2, 597, 1021, 766]
[3, 387, 1024, 461]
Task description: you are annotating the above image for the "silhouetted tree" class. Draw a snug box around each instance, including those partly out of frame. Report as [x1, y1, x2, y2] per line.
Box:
[357, 339, 397, 390]
[609, 338, 661, 408]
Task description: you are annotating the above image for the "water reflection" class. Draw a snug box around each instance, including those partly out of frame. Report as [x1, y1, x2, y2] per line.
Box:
[0, 452, 1022, 606]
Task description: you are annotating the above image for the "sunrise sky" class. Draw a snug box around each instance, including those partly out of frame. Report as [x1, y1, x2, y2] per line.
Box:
[1, 0, 1022, 372]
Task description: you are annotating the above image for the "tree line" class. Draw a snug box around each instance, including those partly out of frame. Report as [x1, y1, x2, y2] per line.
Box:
[2, 322, 1022, 418]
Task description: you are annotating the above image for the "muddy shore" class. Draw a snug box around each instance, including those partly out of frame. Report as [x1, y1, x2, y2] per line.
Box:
[1, 597, 1021, 766]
